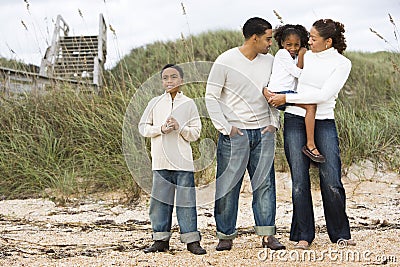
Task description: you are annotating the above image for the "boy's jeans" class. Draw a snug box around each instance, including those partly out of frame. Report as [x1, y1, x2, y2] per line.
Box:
[214, 128, 277, 239]
[149, 170, 201, 244]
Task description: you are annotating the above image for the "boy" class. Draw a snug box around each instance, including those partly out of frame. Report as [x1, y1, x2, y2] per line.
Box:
[138, 64, 206, 255]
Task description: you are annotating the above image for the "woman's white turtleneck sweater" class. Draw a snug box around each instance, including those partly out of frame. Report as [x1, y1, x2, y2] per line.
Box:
[285, 47, 351, 119]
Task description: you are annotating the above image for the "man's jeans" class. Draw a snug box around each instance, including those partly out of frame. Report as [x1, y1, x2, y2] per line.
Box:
[149, 170, 201, 244]
[214, 128, 277, 239]
[283, 113, 351, 243]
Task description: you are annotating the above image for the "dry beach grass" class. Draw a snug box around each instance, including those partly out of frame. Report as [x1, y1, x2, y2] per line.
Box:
[0, 161, 398, 266]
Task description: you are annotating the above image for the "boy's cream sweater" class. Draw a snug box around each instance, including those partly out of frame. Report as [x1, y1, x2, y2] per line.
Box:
[139, 92, 201, 171]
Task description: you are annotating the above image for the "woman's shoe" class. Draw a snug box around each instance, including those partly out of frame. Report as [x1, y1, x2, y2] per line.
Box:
[294, 240, 310, 250]
[337, 238, 356, 247]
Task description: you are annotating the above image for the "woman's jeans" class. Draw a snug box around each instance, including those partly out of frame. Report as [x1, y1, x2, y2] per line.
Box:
[214, 128, 277, 240]
[149, 170, 201, 244]
[283, 113, 351, 243]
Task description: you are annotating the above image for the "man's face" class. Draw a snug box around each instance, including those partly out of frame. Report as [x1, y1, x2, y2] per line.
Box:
[254, 29, 273, 54]
[161, 67, 183, 94]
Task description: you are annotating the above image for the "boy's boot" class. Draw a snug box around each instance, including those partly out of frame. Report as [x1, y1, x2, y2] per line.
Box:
[143, 241, 169, 253]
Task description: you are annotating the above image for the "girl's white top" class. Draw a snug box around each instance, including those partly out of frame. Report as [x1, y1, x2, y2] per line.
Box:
[268, 48, 302, 93]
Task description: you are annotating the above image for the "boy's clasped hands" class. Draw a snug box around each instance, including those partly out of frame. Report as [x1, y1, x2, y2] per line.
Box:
[161, 117, 179, 134]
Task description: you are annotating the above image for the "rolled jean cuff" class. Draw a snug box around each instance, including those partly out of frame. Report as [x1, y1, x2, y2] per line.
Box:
[180, 231, 201, 244]
[216, 230, 238, 240]
[152, 232, 172, 241]
[254, 225, 276, 236]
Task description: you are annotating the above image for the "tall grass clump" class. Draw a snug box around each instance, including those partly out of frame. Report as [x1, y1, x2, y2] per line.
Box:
[337, 51, 400, 172]
[0, 86, 139, 202]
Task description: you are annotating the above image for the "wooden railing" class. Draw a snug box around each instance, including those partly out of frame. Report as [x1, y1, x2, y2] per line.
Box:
[0, 67, 97, 97]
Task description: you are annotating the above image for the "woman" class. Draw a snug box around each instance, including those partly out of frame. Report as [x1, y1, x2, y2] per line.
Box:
[268, 19, 355, 249]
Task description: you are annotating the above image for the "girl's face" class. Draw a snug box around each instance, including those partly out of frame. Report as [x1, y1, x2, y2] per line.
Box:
[282, 34, 301, 58]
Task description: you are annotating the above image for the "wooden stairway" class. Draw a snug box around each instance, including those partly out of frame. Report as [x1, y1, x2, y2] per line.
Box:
[40, 14, 107, 88]
[54, 35, 98, 78]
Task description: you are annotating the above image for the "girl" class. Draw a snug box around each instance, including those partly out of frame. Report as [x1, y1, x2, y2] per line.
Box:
[264, 24, 325, 163]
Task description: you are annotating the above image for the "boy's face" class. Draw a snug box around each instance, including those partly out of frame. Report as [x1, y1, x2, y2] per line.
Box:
[162, 67, 183, 94]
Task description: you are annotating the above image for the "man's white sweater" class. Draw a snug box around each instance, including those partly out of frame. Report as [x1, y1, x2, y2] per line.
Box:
[138, 92, 201, 171]
[285, 48, 352, 119]
[205, 47, 280, 135]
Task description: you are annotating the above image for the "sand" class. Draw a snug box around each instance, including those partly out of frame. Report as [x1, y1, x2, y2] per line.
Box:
[0, 160, 398, 266]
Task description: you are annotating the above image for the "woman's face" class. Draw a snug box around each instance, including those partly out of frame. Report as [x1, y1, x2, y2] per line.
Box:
[308, 26, 330, 53]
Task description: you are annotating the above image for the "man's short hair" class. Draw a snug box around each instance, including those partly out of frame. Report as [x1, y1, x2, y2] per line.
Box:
[242, 17, 272, 39]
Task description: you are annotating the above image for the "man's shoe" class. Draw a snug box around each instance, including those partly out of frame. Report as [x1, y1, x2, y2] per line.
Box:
[216, 239, 233, 251]
[187, 241, 207, 255]
[262, 236, 286, 250]
[143, 241, 169, 253]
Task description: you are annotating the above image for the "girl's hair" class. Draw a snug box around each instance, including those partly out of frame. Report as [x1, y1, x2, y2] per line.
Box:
[312, 19, 347, 54]
[274, 24, 309, 49]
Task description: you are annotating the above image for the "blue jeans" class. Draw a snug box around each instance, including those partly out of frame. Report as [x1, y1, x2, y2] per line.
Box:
[283, 113, 351, 244]
[214, 128, 276, 239]
[149, 170, 201, 243]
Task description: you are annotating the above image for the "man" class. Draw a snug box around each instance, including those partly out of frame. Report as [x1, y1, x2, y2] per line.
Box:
[205, 17, 284, 251]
